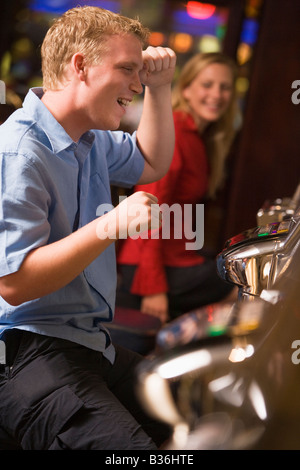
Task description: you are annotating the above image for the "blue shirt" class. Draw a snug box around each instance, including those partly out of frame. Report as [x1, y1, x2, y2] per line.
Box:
[0, 88, 145, 363]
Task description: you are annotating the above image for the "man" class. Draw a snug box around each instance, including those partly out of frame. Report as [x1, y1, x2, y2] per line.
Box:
[0, 6, 176, 450]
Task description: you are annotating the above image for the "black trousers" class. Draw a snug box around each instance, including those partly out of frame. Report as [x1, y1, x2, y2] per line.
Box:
[0, 329, 170, 450]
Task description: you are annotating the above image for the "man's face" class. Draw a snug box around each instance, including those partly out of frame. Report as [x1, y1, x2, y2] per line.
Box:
[81, 34, 144, 131]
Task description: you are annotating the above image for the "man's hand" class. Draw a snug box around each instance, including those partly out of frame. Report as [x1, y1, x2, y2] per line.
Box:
[140, 46, 176, 89]
[97, 192, 161, 240]
[116, 191, 161, 238]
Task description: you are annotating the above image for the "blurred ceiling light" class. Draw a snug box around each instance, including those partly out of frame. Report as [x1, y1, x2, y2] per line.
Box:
[199, 34, 220, 53]
[186, 2, 216, 20]
[169, 33, 193, 53]
[149, 31, 165, 47]
[237, 42, 252, 65]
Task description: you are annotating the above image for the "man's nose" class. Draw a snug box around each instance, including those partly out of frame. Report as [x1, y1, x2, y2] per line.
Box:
[131, 73, 143, 94]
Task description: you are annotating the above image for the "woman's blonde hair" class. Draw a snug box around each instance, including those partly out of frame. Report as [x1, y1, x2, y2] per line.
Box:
[41, 6, 150, 91]
[172, 52, 240, 198]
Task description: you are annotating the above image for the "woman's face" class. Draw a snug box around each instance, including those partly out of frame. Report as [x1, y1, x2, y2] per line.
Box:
[183, 62, 234, 131]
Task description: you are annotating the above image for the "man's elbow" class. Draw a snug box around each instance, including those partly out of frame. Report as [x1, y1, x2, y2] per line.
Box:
[0, 290, 24, 306]
[138, 155, 173, 185]
[0, 278, 26, 306]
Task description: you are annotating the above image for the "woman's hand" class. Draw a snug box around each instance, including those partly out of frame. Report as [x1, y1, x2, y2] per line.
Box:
[141, 293, 169, 324]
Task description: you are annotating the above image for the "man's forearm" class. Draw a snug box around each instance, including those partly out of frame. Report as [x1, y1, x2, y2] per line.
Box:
[0, 191, 158, 306]
[0, 216, 115, 306]
[136, 85, 174, 184]
[136, 46, 176, 185]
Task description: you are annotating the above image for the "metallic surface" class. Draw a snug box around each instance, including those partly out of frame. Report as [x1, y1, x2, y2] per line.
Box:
[216, 215, 300, 300]
[136, 248, 300, 449]
[136, 188, 300, 449]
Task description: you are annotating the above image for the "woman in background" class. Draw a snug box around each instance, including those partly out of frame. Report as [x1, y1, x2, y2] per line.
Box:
[117, 52, 241, 324]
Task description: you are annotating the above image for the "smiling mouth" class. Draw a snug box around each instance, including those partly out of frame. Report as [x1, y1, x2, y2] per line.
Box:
[117, 98, 130, 108]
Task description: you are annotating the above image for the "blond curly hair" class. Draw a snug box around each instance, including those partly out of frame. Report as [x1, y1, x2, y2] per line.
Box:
[41, 6, 150, 91]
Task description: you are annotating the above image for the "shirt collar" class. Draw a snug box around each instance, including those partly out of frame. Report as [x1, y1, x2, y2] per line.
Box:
[22, 87, 95, 154]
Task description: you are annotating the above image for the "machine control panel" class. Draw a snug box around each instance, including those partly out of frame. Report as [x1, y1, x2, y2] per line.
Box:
[223, 219, 294, 251]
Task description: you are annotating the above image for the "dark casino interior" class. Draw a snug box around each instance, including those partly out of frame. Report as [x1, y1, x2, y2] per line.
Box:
[1, 0, 300, 249]
[1, 0, 300, 451]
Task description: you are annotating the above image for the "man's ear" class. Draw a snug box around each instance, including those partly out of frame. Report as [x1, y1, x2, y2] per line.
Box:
[71, 53, 86, 81]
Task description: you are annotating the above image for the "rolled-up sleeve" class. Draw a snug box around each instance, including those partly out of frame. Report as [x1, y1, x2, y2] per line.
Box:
[0, 152, 50, 276]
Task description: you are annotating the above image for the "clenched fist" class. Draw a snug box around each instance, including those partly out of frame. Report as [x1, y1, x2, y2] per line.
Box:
[96, 191, 161, 240]
[140, 46, 176, 89]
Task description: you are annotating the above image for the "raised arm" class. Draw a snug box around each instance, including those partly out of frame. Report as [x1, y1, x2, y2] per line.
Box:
[136, 46, 176, 184]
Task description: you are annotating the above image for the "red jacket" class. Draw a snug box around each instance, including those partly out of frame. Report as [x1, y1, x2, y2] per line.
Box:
[117, 111, 210, 295]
